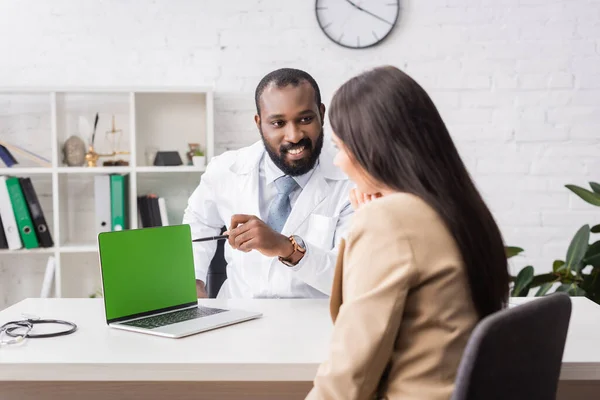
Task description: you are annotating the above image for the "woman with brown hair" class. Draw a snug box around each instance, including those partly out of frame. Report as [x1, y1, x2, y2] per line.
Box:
[306, 66, 509, 400]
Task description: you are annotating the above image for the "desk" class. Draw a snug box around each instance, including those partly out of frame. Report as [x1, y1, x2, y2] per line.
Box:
[0, 297, 599, 400]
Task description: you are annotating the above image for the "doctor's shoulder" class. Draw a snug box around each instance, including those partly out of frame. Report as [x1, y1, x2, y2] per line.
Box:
[201, 147, 246, 180]
[204, 143, 263, 177]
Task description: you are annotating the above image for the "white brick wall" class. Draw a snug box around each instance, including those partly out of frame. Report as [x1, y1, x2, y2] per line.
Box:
[0, 0, 599, 291]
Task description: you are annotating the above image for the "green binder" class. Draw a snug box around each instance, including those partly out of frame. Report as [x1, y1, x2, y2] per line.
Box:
[110, 174, 129, 231]
[5, 177, 39, 249]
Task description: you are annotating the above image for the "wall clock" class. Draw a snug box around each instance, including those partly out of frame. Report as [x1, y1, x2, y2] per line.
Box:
[315, 0, 400, 49]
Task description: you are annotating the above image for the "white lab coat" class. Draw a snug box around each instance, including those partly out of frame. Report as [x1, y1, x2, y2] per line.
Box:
[182, 141, 354, 299]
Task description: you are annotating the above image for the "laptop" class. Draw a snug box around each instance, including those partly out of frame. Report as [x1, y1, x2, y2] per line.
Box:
[98, 224, 262, 338]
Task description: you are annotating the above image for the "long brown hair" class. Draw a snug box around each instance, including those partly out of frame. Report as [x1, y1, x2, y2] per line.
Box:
[330, 66, 509, 319]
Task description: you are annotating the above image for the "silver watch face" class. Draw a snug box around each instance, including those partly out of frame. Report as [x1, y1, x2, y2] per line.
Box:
[293, 235, 305, 249]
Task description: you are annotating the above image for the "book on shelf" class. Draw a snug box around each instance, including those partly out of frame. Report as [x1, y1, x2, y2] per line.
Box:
[137, 194, 170, 228]
[0, 141, 51, 168]
[0, 144, 18, 168]
[0, 175, 54, 250]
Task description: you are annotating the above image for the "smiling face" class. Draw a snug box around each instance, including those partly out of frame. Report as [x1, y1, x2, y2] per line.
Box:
[255, 81, 325, 176]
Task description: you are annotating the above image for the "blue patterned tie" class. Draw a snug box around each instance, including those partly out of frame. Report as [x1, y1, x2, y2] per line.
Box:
[267, 175, 299, 233]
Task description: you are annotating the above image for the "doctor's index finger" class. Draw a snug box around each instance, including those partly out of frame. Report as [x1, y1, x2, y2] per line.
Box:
[229, 214, 256, 231]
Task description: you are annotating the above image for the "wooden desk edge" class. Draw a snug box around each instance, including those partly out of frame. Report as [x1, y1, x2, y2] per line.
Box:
[0, 363, 319, 382]
[2, 362, 599, 382]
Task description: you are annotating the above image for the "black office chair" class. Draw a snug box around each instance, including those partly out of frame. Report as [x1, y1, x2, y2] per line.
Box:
[451, 293, 572, 400]
[205, 226, 227, 298]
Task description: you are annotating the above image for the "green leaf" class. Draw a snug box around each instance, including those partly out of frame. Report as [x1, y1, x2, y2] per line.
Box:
[590, 182, 600, 194]
[569, 285, 586, 296]
[592, 225, 600, 234]
[555, 283, 587, 296]
[566, 185, 600, 206]
[512, 266, 534, 297]
[565, 225, 590, 274]
[584, 241, 600, 268]
[553, 260, 566, 273]
[555, 283, 571, 293]
[530, 273, 557, 287]
[505, 246, 524, 258]
[535, 283, 553, 296]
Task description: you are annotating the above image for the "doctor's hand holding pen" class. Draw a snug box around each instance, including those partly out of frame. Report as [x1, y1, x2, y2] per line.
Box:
[225, 214, 295, 258]
[193, 215, 295, 259]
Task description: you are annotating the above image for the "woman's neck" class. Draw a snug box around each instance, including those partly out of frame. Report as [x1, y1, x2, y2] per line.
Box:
[378, 187, 399, 197]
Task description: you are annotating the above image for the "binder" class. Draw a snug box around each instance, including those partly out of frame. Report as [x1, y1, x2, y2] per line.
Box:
[137, 194, 162, 227]
[0, 176, 23, 249]
[19, 177, 53, 247]
[94, 175, 112, 233]
[149, 195, 162, 227]
[110, 174, 129, 231]
[5, 176, 39, 249]
[0, 214, 8, 249]
[137, 195, 152, 228]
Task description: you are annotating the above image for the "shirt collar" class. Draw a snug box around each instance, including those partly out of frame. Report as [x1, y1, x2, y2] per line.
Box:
[264, 153, 316, 189]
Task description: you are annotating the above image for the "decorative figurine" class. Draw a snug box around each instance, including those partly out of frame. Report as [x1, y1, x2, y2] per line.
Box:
[63, 135, 87, 166]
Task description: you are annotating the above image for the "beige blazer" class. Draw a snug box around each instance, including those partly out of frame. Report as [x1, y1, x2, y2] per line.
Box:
[306, 193, 478, 400]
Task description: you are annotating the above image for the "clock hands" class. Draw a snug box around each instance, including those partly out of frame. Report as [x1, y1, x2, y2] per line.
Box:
[344, 0, 393, 26]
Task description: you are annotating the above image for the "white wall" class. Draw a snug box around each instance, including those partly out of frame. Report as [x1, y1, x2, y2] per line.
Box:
[1, 0, 599, 304]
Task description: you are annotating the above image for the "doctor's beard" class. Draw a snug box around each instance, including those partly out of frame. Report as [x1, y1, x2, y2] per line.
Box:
[260, 128, 324, 177]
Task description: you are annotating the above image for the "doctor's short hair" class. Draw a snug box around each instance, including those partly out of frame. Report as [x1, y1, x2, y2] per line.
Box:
[255, 68, 322, 116]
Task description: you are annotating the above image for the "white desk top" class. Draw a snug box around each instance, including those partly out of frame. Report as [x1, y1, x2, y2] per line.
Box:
[0, 297, 599, 381]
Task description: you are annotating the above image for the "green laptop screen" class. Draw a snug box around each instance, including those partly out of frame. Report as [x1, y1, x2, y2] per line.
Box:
[98, 224, 197, 322]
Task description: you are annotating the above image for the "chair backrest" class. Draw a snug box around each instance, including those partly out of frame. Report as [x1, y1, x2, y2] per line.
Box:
[451, 293, 572, 400]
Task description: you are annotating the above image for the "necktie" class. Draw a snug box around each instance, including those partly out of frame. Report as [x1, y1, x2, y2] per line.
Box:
[267, 175, 299, 233]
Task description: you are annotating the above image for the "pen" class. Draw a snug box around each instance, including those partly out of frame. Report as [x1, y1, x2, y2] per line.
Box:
[192, 234, 229, 243]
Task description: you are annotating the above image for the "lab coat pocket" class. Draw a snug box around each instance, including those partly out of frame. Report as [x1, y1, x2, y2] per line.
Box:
[305, 214, 337, 249]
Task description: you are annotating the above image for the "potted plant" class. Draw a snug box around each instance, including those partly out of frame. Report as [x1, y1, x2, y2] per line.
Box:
[508, 181, 600, 304]
[192, 147, 205, 167]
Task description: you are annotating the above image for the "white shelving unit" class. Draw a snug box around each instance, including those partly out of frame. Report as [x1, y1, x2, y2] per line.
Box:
[0, 87, 214, 303]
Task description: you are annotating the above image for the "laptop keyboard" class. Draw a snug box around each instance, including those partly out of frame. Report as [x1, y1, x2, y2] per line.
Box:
[122, 306, 227, 329]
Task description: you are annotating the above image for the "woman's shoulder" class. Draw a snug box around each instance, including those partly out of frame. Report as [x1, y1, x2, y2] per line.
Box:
[353, 192, 439, 230]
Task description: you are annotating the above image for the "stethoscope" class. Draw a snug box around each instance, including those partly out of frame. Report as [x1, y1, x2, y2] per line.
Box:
[0, 315, 77, 346]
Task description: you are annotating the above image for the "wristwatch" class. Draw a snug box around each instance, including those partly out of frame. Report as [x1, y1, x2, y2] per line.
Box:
[279, 235, 306, 267]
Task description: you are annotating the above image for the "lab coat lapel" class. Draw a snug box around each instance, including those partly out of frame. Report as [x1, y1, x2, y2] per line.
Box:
[239, 167, 261, 219]
[229, 141, 264, 222]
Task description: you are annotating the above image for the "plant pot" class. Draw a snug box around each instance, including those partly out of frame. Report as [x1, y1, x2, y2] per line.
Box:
[192, 155, 205, 167]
